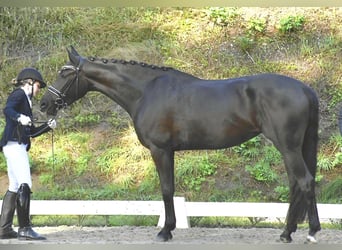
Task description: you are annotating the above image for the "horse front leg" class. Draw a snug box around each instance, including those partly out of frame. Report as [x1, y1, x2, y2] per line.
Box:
[150, 147, 175, 242]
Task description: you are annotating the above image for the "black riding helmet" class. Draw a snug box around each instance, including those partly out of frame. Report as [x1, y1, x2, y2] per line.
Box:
[16, 67, 46, 88]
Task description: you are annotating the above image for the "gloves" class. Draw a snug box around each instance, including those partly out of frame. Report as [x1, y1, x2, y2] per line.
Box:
[47, 119, 57, 129]
[17, 114, 32, 126]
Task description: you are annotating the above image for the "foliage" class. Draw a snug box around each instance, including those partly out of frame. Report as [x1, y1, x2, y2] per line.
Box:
[233, 136, 281, 184]
[245, 162, 278, 184]
[74, 113, 101, 126]
[318, 135, 342, 171]
[0, 8, 341, 212]
[319, 178, 342, 203]
[274, 185, 289, 202]
[232, 136, 261, 159]
[247, 18, 267, 34]
[278, 15, 305, 33]
[206, 7, 241, 27]
[236, 36, 256, 53]
[0, 154, 6, 173]
[176, 151, 219, 193]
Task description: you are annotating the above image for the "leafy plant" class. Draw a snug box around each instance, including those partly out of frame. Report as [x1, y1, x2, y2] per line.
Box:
[247, 18, 267, 35]
[317, 135, 342, 172]
[232, 136, 261, 159]
[274, 185, 289, 202]
[236, 36, 255, 53]
[245, 161, 278, 184]
[317, 151, 342, 172]
[278, 15, 305, 33]
[176, 151, 218, 192]
[234, 136, 281, 184]
[74, 113, 100, 126]
[206, 7, 240, 27]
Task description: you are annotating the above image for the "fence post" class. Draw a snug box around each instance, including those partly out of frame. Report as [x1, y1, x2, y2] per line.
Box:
[157, 196, 190, 228]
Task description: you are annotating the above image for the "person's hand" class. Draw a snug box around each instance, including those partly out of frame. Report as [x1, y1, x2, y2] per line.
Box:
[47, 119, 57, 129]
[17, 114, 32, 126]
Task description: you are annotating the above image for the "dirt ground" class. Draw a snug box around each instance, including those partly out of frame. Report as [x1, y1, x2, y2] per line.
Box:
[0, 226, 341, 245]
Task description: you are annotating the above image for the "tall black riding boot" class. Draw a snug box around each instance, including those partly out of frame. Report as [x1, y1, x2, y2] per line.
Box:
[0, 190, 18, 239]
[16, 183, 46, 240]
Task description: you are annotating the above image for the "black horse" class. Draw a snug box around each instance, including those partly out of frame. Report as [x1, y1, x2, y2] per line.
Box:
[40, 46, 321, 243]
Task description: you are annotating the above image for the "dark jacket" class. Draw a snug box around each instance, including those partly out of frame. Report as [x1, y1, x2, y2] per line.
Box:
[0, 88, 51, 151]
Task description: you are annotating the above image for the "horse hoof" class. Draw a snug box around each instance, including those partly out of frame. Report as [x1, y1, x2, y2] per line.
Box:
[305, 235, 317, 244]
[156, 231, 173, 242]
[279, 235, 292, 243]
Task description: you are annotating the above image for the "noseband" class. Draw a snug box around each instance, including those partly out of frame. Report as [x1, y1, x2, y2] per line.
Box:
[47, 65, 80, 110]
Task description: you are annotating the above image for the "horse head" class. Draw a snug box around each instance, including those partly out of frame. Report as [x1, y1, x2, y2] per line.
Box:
[40, 46, 88, 116]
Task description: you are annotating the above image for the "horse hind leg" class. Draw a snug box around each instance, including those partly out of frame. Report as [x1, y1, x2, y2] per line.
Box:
[299, 170, 320, 243]
[306, 179, 321, 243]
[280, 180, 308, 243]
[306, 198, 320, 244]
[280, 151, 317, 243]
[295, 177, 320, 244]
[301, 112, 321, 243]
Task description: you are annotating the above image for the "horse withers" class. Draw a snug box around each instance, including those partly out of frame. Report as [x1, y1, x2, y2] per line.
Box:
[40, 46, 321, 243]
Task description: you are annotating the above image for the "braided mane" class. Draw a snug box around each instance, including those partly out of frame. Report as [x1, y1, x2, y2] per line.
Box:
[87, 56, 172, 71]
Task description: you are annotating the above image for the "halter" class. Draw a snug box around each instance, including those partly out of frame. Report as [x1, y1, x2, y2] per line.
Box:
[47, 65, 80, 110]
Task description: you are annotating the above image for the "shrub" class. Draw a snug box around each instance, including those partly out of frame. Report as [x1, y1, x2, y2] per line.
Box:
[278, 15, 305, 33]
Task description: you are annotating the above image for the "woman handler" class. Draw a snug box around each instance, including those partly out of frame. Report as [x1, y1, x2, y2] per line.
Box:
[0, 68, 56, 240]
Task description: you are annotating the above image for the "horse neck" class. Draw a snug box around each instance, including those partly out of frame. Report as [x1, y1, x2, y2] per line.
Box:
[84, 61, 195, 117]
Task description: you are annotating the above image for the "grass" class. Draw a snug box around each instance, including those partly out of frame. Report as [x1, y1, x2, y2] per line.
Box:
[0, 7, 342, 227]
[26, 215, 342, 230]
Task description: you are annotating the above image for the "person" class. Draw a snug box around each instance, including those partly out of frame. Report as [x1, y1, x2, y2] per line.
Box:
[0, 68, 56, 240]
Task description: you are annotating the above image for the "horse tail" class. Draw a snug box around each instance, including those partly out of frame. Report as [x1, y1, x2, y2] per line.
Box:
[287, 86, 319, 226]
[302, 87, 319, 179]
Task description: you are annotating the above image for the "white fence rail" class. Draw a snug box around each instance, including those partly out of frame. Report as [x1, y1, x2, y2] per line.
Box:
[1, 197, 341, 228]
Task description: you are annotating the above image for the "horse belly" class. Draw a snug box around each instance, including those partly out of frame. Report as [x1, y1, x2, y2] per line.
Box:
[136, 85, 259, 150]
[173, 117, 260, 150]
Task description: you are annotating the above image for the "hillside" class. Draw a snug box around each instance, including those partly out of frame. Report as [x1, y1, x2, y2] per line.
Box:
[0, 7, 342, 207]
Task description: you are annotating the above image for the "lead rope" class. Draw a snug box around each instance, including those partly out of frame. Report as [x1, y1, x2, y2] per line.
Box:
[30, 117, 57, 182]
[51, 129, 56, 183]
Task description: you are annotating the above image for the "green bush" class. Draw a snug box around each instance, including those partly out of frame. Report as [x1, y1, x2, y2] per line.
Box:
[278, 15, 305, 33]
[247, 18, 267, 34]
[206, 7, 240, 27]
[245, 162, 278, 184]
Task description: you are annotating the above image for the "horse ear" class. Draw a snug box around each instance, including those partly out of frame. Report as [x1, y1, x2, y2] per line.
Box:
[67, 46, 80, 66]
[70, 45, 80, 56]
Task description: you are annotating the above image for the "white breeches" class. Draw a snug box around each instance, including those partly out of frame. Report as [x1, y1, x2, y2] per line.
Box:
[2, 141, 32, 192]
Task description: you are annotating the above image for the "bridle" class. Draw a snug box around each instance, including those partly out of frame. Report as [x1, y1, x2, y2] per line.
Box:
[44, 64, 80, 180]
[47, 64, 80, 110]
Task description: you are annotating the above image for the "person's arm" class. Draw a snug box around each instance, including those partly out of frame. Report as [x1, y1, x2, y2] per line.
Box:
[30, 119, 56, 138]
[3, 89, 26, 122]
